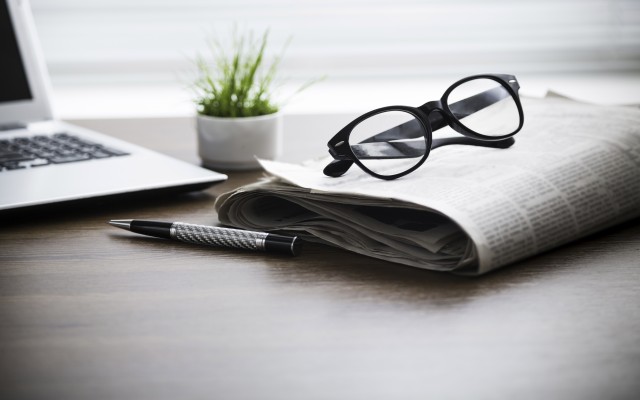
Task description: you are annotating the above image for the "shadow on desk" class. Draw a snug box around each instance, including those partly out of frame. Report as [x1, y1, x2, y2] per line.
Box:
[1, 191, 639, 400]
[1, 190, 214, 223]
[103, 213, 640, 303]
[0, 170, 259, 224]
[259, 215, 639, 297]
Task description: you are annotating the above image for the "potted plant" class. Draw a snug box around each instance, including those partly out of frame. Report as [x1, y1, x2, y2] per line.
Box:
[193, 29, 299, 170]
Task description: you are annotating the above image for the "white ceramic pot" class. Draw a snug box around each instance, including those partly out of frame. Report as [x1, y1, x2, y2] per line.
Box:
[196, 112, 283, 170]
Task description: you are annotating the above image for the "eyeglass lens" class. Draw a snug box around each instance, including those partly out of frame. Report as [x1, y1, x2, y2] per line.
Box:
[447, 78, 520, 137]
[349, 110, 427, 177]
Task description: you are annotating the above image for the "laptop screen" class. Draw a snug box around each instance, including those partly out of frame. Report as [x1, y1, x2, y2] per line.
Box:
[0, 0, 32, 103]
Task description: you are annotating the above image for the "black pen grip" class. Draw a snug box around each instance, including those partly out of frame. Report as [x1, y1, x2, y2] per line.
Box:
[130, 220, 173, 239]
[265, 233, 303, 256]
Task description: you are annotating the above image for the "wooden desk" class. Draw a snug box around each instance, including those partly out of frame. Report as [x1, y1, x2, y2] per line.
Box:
[1, 115, 639, 400]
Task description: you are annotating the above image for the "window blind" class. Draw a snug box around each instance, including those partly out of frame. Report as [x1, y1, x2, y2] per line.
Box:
[30, 0, 640, 85]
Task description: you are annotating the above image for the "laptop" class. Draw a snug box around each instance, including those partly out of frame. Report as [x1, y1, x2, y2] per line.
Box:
[0, 0, 227, 212]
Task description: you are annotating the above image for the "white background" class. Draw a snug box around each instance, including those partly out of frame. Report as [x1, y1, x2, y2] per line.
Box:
[29, 0, 640, 118]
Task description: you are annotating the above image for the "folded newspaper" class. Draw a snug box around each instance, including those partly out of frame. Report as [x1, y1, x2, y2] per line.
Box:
[215, 96, 640, 275]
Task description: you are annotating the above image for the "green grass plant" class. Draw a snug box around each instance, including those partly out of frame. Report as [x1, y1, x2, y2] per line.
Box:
[194, 29, 285, 118]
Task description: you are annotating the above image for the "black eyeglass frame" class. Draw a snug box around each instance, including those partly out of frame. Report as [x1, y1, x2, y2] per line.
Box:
[324, 73, 524, 180]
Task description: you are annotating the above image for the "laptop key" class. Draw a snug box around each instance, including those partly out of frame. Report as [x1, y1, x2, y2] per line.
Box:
[88, 150, 113, 159]
[3, 163, 27, 170]
[102, 147, 129, 156]
[0, 151, 35, 163]
[25, 158, 51, 167]
[49, 154, 92, 164]
[3, 158, 50, 169]
[33, 150, 57, 159]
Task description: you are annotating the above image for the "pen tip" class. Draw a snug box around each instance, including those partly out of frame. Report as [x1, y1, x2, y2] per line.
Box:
[108, 219, 132, 230]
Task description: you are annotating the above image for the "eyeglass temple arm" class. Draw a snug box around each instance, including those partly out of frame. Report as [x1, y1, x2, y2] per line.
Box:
[359, 85, 510, 144]
[431, 135, 515, 150]
[444, 85, 512, 124]
[323, 136, 515, 177]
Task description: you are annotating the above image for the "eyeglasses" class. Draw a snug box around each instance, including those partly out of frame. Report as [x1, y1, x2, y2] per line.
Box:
[323, 74, 524, 180]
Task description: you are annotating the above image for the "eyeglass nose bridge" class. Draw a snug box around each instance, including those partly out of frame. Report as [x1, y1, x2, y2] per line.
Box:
[418, 100, 445, 114]
[416, 100, 455, 134]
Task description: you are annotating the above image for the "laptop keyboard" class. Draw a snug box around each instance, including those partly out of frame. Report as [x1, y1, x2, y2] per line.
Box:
[0, 132, 129, 172]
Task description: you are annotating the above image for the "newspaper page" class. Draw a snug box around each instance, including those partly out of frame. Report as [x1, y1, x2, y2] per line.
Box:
[215, 96, 640, 274]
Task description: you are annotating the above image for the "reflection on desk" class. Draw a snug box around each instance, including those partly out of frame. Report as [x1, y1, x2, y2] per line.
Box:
[1, 114, 639, 400]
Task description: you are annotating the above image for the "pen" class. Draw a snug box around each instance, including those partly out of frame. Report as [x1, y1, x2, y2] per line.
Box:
[109, 219, 302, 256]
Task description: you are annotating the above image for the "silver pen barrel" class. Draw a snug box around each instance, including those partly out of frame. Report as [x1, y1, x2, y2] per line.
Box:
[170, 222, 302, 255]
[170, 222, 268, 251]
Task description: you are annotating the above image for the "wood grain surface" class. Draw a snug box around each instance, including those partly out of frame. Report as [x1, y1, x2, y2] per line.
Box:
[1, 115, 639, 400]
